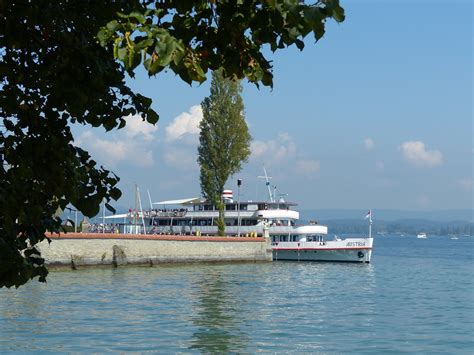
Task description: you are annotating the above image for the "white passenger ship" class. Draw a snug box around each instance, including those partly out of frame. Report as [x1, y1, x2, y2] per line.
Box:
[103, 174, 374, 263]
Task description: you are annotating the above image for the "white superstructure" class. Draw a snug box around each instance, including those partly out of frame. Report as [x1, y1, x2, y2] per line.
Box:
[109, 197, 306, 238]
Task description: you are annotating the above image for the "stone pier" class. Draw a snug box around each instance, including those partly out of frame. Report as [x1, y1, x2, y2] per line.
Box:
[39, 233, 273, 269]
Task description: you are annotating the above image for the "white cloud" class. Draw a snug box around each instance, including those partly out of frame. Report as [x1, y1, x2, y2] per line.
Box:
[165, 105, 203, 142]
[416, 195, 430, 207]
[376, 160, 385, 172]
[295, 159, 320, 175]
[399, 141, 443, 167]
[457, 178, 474, 190]
[279, 132, 291, 142]
[123, 114, 158, 141]
[164, 148, 197, 170]
[76, 128, 153, 167]
[250, 133, 320, 177]
[364, 138, 375, 150]
[160, 105, 203, 171]
[251, 133, 296, 163]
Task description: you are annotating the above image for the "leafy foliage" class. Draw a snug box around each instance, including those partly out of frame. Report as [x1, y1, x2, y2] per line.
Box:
[0, 0, 156, 288]
[99, 0, 345, 87]
[198, 69, 251, 235]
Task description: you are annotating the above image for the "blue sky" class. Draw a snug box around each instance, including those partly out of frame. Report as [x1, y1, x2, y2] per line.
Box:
[75, 0, 473, 211]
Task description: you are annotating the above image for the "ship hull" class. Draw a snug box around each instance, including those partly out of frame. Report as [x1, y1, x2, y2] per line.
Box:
[272, 238, 373, 263]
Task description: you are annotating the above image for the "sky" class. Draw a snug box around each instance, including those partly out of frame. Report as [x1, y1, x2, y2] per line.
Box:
[74, 0, 473, 211]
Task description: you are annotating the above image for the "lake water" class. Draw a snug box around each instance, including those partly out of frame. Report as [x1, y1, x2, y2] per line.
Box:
[1, 235, 473, 353]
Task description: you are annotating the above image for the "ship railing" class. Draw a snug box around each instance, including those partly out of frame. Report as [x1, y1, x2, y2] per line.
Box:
[267, 226, 297, 234]
[97, 223, 302, 236]
[143, 225, 265, 236]
[126, 210, 188, 219]
[185, 211, 256, 218]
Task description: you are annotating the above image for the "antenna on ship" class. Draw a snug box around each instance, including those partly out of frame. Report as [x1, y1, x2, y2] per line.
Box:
[134, 184, 147, 235]
[147, 189, 153, 210]
[102, 200, 106, 234]
[134, 184, 139, 233]
[137, 186, 146, 235]
[258, 167, 274, 202]
[365, 209, 373, 239]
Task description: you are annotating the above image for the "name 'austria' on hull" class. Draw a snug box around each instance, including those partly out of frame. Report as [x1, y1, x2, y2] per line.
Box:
[272, 235, 373, 263]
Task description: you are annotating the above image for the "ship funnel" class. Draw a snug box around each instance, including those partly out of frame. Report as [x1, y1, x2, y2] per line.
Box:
[222, 189, 233, 202]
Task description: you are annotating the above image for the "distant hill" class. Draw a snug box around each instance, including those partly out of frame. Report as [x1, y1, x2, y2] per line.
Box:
[300, 209, 473, 223]
[298, 209, 473, 236]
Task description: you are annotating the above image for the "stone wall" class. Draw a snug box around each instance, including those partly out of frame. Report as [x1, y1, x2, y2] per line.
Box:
[39, 233, 272, 268]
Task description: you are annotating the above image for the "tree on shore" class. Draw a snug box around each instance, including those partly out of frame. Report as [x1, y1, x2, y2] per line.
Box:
[198, 69, 251, 236]
[0, 0, 344, 288]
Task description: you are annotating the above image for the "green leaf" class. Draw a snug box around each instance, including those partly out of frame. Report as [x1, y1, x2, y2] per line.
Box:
[333, 7, 345, 23]
[146, 109, 159, 125]
[137, 39, 155, 51]
[105, 203, 116, 214]
[117, 47, 127, 61]
[109, 187, 122, 201]
[106, 20, 119, 32]
[129, 11, 146, 24]
[295, 39, 304, 50]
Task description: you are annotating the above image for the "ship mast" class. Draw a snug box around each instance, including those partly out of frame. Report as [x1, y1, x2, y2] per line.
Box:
[369, 209, 372, 239]
[133, 184, 147, 234]
[258, 167, 274, 202]
[137, 185, 146, 235]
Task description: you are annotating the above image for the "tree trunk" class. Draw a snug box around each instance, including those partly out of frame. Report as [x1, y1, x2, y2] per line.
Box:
[217, 200, 225, 236]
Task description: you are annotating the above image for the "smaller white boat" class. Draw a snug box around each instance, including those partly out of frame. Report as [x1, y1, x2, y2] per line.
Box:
[272, 210, 374, 263]
[417, 233, 427, 239]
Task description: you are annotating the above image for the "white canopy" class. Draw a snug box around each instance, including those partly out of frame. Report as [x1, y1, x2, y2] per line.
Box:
[152, 197, 202, 205]
[103, 213, 129, 219]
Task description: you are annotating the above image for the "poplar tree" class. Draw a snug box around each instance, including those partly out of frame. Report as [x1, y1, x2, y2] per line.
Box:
[198, 69, 251, 236]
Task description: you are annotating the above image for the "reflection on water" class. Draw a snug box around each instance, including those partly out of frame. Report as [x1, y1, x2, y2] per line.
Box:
[189, 271, 248, 353]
